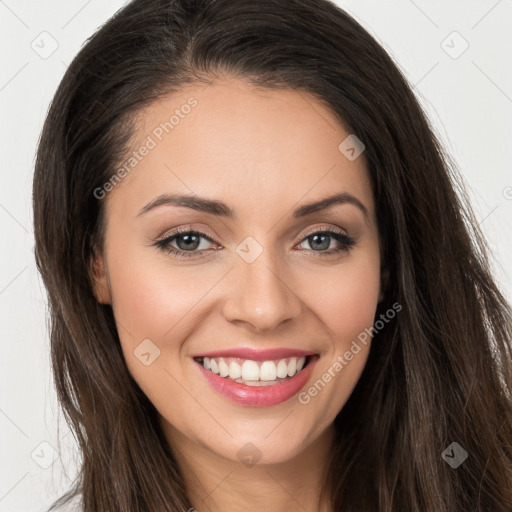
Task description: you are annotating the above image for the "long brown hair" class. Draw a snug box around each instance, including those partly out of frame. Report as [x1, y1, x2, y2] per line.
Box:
[33, 0, 512, 510]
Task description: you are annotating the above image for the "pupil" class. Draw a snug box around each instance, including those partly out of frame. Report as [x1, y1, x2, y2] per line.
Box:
[310, 234, 329, 251]
[178, 234, 199, 250]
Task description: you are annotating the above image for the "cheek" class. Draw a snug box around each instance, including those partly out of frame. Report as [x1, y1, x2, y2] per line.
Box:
[108, 254, 209, 342]
[105, 254, 205, 409]
[295, 254, 379, 415]
[303, 253, 381, 342]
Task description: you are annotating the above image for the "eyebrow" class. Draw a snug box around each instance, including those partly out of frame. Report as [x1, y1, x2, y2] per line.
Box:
[137, 192, 369, 221]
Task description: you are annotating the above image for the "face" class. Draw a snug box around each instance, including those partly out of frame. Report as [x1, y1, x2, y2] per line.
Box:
[92, 78, 381, 467]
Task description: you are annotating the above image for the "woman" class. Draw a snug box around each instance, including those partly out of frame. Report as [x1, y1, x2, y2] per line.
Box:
[33, 0, 512, 510]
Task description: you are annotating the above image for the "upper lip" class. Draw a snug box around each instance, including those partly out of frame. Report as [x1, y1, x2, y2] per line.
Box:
[192, 348, 318, 361]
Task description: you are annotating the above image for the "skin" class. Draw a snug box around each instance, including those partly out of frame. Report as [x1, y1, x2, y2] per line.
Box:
[91, 78, 382, 512]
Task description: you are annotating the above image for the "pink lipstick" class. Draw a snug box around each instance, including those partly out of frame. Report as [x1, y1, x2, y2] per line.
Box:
[193, 349, 319, 407]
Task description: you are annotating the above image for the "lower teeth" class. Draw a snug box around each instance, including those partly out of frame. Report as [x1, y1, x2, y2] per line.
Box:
[233, 377, 289, 386]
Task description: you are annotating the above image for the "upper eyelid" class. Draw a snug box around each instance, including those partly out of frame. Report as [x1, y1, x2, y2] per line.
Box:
[155, 225, 215, 243]
[299, 225, 348, 238]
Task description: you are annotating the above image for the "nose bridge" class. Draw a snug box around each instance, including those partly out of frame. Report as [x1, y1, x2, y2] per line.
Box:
[222, 240, 302, 332]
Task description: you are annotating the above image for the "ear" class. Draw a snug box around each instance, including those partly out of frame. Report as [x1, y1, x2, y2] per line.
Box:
[378, 266, 389, 303]
[90, 247, 112, 304]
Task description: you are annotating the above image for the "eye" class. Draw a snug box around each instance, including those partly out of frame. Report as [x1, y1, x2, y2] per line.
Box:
[154, 227, 217, 259]
[296, 228, 356, 256]
[153, 226, 356, 260]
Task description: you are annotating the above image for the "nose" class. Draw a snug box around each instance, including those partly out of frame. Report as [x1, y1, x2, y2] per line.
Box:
[222, 250, 303, 333]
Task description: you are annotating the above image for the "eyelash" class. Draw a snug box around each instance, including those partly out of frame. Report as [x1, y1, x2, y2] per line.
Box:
[154, 225, 356, 260]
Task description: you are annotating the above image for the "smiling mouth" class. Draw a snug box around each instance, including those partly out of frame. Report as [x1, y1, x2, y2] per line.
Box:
[193, 355, 316, 386]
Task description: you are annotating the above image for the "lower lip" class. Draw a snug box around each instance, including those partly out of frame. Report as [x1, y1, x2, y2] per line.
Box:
[196, 356, 318, 407]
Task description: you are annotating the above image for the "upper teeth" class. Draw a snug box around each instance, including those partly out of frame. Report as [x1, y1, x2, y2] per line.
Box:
[202, 356, 306, 381]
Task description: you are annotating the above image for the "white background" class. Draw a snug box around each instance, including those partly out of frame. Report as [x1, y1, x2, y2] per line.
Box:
[0, 0, 511, 510]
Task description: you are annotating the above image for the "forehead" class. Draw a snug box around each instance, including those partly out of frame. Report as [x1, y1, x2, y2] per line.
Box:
[105, 78, 375, 223]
